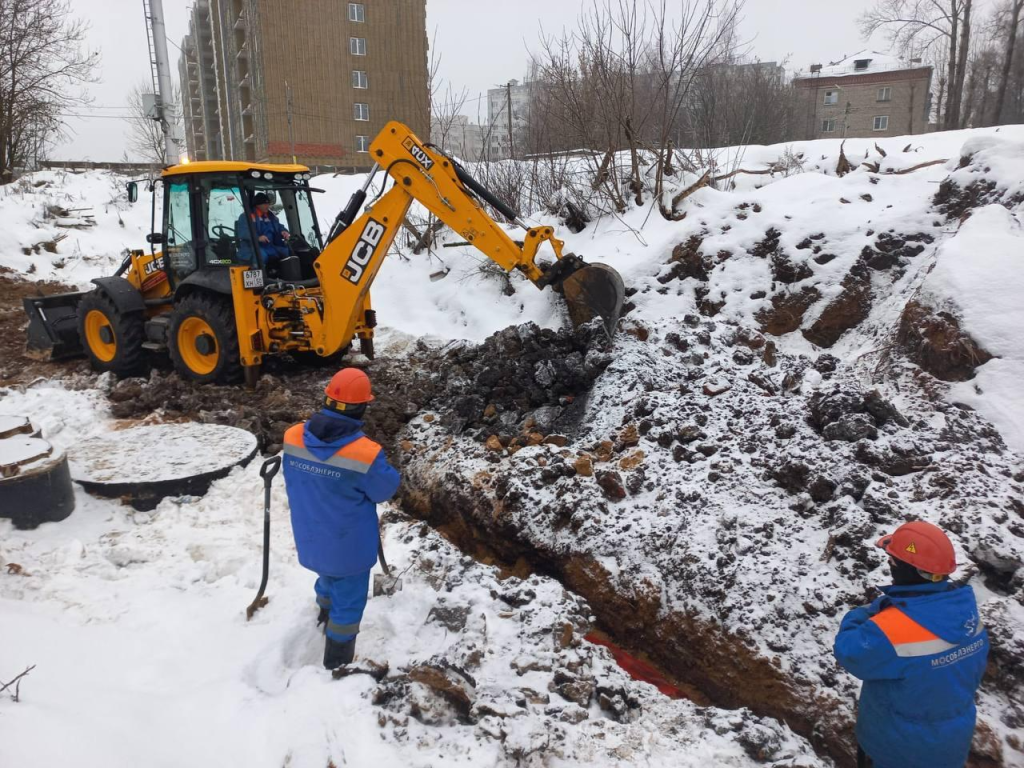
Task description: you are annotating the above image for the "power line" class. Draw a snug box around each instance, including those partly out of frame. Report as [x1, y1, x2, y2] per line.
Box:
[58, 113, 152, 120]
[71, 104, 136, 111]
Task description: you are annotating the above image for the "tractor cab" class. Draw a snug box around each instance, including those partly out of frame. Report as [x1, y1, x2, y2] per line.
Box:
[135, 162, 324, 286]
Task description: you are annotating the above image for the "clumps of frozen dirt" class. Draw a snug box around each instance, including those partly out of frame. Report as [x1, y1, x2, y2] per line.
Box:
[382, 314, 1024, 766]
[98, 319, 612, 460]
[934, 137, 1024, 220]
[104, 367, 329, 451]
[362, 514, 828, 768]
[896, 299, 994, 382]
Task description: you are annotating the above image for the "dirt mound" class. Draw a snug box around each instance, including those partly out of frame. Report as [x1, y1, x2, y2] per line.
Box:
[101, 320, 612, 457]
[369, 320, 613, 445]
[390, 314, 1023, 767]
[802, 262, 872, 348]
[757, 287, 820, 336]
[897, 300, 993, 381]
[106, 367, 331, 451]
[934, 148, 1024, 220]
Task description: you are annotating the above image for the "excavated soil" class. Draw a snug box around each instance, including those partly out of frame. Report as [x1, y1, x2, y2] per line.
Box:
[897, 300, 994, 381]
[8, 275, 1022, 767]
[379, 319, 1023, 768]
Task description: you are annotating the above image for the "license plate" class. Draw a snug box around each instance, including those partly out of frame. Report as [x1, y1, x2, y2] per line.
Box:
[243, 269, 264, 289]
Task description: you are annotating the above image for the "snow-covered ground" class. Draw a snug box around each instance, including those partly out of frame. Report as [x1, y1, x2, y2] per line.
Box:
[3, 124, 1024, 766]
[0, 382, 823, 768]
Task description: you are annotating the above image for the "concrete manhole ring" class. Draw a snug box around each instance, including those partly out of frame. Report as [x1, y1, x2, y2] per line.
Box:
[69, 422, 259, 510]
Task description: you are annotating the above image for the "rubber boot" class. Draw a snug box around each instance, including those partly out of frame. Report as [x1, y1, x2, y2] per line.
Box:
[323, 636, 356, 670]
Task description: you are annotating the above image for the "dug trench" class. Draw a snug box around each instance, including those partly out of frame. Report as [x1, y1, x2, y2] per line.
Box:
[82, 317, 1022, 768]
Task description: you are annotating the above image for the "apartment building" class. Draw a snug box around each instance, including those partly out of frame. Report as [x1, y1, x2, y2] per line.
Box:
[486, 79, 534, 159]
[793, 51, 932, 140]
[430, 115, 487, 161]
[179, 0, 429, 170]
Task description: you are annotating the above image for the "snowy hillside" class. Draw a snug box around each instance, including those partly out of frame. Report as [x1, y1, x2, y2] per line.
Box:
[3, 125, 1024, 768]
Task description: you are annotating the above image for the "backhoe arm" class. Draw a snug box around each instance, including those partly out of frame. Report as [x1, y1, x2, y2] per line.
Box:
[311, 121, 624, 357]
[364, 121, 577, 286]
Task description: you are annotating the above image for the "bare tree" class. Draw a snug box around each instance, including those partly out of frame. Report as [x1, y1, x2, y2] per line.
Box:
[0, 0, 96, 181]
[528, 0, 742, 219]
[860, 0, 974, 129]
[686, 57, 799, 148]
[992, 0, 1024, 122]
[125, 79, 180, 164]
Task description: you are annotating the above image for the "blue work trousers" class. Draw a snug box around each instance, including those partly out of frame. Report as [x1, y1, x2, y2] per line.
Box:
[314, 570, 371, 642]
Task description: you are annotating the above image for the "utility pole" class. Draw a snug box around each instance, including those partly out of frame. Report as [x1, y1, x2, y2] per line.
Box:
[144, 0, 184, 164]
[143, 0, 185, 162]
[285, 81, 296, 163]
[505, 81, 515, 161]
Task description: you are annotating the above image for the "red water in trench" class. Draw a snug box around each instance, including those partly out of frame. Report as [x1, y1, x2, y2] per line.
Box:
[585, 629, 703, 701]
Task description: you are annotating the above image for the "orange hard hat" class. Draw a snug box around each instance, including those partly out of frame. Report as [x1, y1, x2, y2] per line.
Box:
[324, 368, 374, 404]
[876, 520, 956, 576]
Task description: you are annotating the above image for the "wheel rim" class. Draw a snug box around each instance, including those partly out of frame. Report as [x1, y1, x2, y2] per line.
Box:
[84, 309, 117, 363]
[177, 316, 219, 376]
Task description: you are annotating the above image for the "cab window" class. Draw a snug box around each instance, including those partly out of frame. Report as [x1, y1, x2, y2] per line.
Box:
[198, 176, 256, 266]
[165, 181, 196, 280]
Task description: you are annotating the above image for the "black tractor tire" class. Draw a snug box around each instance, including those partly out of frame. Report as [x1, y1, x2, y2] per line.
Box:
[77, 289, 145, 376]
[167, 293, 242, 384]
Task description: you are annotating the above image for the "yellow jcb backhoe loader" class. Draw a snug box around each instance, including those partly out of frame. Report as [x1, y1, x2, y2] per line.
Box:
[24, 121, 625, 385]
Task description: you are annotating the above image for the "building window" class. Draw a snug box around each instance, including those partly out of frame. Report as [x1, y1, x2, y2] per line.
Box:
[348, 3, 365, 22]
[821, 118, 837, 133]
[873, 115, 889, 131]
[877, 86, 892, 102]
[823, 90, 839, 105]
[354, 103, 369, 121]
[854, 59, 871, 71]
[356, 135, 370, 153]
[352, 70, 368, 89]
[350, 37, 366, 56]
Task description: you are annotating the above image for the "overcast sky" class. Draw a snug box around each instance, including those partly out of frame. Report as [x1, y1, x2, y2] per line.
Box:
[53, 0, 882, 161]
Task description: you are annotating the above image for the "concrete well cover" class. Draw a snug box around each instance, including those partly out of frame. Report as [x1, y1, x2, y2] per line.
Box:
[0, 436, 53, 477]
[68, 423, 258, 508]
[0, 415, 33, 440]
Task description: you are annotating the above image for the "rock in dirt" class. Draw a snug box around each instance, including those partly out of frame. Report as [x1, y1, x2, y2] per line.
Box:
[823, 413, 878, 442]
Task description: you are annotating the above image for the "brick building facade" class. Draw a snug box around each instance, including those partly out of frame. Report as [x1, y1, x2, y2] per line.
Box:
[179, 0, 429, 171]
[793, 52, 932, 140]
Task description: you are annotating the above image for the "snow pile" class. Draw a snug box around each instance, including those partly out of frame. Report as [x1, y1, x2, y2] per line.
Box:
[918, 205, 1024, 452]
[946, 135, 1024, 205]
[386, 313, 1024, 762]
[0, 171, 152, 286]
[795, 50, 911, 79]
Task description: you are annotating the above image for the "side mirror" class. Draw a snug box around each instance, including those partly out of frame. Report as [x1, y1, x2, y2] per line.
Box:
[127, 181, 138, 204]
[146, 232, 164, 245]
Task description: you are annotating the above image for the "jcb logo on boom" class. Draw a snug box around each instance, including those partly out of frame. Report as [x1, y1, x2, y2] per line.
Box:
[143, 256, 165, 275]
[342, 218, 386, 285]
[402, 136, 434, 170]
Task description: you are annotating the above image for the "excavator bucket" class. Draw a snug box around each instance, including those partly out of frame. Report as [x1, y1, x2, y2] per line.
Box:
[22, 293, 85, 360]
[561, 262, 626, 337]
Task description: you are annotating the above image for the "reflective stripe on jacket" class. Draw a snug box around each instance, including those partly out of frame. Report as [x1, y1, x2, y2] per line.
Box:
[281, 411, 400, 577]
[834, 582, 988, 768]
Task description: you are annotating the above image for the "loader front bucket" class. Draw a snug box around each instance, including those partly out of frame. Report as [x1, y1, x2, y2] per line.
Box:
[561, 262, 626, 338]
[23, 292, 85, 360]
